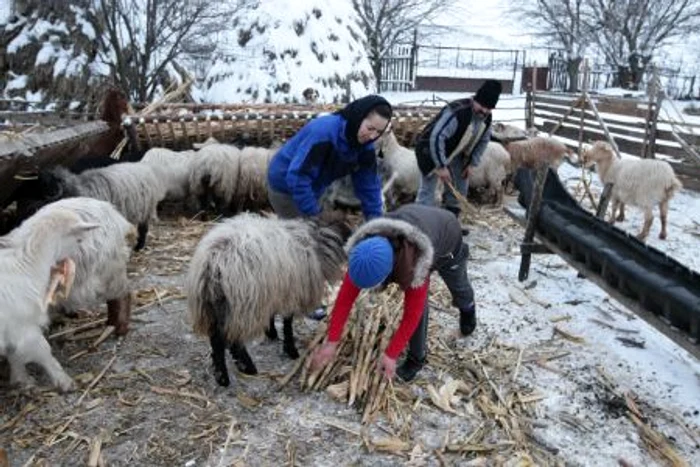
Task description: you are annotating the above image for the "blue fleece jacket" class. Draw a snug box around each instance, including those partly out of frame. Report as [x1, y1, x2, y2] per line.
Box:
[267, 114, 383, 220]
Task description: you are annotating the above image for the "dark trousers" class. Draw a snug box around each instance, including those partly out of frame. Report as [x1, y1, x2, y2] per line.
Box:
[406, 241, 474, 363]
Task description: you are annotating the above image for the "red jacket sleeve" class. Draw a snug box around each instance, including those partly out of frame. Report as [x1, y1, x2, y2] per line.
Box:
[384, 278, 430, 359]
[327, 272, 361, 342]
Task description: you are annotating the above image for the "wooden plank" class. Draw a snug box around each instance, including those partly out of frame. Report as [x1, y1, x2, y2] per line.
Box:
[656, 128, 700, 147]
[0, 121, 109, 161]
[535, 112, 648, 140]
[538, 121, 646, 155]
[534, 94, 578, 108]
[596, 97, 648, 118]
[669, 162, 700, 178]
[535, 103, 647, 128]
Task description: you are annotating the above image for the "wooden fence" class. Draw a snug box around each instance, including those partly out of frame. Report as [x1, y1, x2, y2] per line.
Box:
[528, 90, 700, 191]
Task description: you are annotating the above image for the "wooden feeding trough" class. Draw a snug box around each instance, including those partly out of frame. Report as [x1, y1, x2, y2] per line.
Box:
[120, 103, 441, 151]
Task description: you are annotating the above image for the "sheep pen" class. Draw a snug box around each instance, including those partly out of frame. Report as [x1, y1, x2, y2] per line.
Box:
[1, 143, 698, 467]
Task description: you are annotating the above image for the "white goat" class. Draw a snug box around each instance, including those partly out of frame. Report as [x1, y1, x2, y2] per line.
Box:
[582, 141, 683, 240]
[0, 205, 98, 391]
[375, 130, 421, 208]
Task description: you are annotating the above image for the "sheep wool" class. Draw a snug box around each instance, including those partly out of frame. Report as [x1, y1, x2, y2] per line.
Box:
[185, 212, 350, 386]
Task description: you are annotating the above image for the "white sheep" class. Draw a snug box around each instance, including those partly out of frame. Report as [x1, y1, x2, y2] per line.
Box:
[506, 136, 575, 172]
[468, 142, 512, 206]
[41, 198, 136, 336]
[141, 147, 198, 202]
[188, 143, 242, 215]
[0, 205, 99, 391]
[185, 212, 351, 387]
[375, 130, 421, 208]
[582, 141, 683, 240]
[491, 122, 538, 143]
[20, 163, 165, 251]
[235, 145, 278, 211]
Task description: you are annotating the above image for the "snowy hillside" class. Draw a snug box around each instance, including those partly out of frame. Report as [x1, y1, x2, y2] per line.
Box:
[202, 0, 375, 104]
[0, 3, 106, 108]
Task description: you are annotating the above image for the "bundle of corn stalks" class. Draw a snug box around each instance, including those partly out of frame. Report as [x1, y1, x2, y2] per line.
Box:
[282, 285, 405, 424]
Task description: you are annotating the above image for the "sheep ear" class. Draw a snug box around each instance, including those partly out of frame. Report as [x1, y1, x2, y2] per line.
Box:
[70, 222, 100, 236]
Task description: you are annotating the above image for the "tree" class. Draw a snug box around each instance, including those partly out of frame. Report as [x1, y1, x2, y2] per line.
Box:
[94, 0, 252, 102]
[585, 0, 700, 89]
[352, 0, 457, 90]
[509, 0, 592, 92]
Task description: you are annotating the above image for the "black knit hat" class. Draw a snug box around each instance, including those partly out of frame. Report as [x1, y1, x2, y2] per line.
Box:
[474, 80, 502, 109]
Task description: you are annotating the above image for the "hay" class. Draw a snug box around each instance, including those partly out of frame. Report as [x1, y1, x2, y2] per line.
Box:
[285, 285, 405, 425]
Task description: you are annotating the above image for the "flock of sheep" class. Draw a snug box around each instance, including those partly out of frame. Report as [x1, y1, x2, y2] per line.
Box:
[0, 120, 684, 391]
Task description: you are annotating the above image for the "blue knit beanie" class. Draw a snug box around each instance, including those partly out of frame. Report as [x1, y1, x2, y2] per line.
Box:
[348, 236, 394, 289]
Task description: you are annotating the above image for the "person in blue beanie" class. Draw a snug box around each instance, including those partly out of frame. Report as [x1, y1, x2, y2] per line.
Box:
[267, 94, 392, 222]
[310, 203, 477, 382]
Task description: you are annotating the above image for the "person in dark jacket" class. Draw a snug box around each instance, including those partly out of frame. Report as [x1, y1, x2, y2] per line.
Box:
[309, 203, 477, 382]
[414, 80, 502, 219]
[267, 95, 393, 221]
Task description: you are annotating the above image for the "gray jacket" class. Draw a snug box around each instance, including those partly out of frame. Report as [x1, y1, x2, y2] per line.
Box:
[346, 203, 462, 289]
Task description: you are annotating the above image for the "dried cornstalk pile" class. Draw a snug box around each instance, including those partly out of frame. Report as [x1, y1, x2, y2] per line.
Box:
[283, 285, 407, 424]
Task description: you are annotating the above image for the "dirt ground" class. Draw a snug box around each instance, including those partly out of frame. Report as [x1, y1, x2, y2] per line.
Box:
[1, 201, 699, 467]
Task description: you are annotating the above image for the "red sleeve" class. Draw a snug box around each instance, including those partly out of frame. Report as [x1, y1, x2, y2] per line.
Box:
[327, 272, 361, 342]
[384, 278, 430, 359]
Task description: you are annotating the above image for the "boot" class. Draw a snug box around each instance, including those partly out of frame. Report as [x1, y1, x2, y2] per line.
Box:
[397, 354, 425, 382]
[459, 304, 477, 337]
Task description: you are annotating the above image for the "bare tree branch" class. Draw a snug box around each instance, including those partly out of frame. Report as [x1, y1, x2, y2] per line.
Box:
[507, 0, 593, 91]
[586, 0, 700, 88]
[94, 0, 253, 102]
[352, 0, 459, 89]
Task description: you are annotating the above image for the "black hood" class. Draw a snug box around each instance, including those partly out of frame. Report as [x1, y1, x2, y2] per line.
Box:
[335, 95, 392, 147]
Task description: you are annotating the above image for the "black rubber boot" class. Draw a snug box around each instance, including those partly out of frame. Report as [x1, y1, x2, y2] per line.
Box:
[397, 355, 425, 382]
[459, 304, 477, 337]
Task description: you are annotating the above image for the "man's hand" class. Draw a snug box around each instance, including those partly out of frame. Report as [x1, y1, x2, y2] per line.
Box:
[310, 341, 339, 372]
[436, 167, 452, 183]
[461, 165, 471, 179]
[377, 353, 397, 380]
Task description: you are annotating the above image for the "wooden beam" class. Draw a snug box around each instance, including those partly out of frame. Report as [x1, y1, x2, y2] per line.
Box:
[518, 164, 549, 282]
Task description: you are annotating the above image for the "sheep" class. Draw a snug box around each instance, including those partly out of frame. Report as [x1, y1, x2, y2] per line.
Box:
[188, 143, 242, 215]
[189, 143, 278, 215]
[581, 141, 683, 240]
[235, 145, 278, 211]
[37, 198, 137, 336]
[467, 142, 513, 206]
[16, 163, 164, 251]
[141, 147, 198, 202]
[505, 136, 576, 172]
[375, 130, 421, 208]
[490, 122, 538, 144]
[185, 212, 351, 387]
[0, 204, 99, 391]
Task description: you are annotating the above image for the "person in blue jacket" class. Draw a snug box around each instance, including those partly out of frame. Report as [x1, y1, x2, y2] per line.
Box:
[267, 94, 393, 222]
